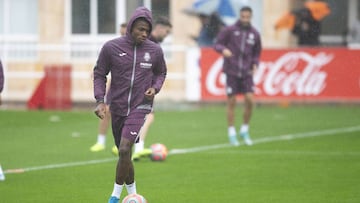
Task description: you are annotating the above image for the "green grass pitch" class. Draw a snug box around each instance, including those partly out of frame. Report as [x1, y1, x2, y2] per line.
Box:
[0, 105, 359, 202]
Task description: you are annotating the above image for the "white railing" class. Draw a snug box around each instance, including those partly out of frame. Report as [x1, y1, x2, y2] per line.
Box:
[0, 38, 193, 103]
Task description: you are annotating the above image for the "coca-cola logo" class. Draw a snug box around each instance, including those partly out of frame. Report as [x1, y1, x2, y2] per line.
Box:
[206, 57, 225, 96]
[205, 51, 333, 96]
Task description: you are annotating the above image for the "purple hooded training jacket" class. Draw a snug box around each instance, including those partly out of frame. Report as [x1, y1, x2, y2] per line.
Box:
[214, 20, 262, 78]
[93, 7, 167, 116]
[0, 59, 4, 93]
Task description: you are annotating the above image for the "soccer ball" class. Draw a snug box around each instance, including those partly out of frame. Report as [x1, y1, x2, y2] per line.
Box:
[122, 194, 147, 203]
[150, 143, 168, 161]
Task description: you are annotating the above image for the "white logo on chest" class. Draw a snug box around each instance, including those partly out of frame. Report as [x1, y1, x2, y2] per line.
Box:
[144, 52, 151, 61]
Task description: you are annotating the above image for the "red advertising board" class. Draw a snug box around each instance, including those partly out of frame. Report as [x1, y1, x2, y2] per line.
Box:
[200, 47, 360, 102]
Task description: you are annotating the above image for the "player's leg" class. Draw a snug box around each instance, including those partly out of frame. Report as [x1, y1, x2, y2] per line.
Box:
[133, 112, 154, 160]
[225, 74, 240, 146]
[227, 94, 239, 146]
[239, 75, 255, 146]
[239, 92, 253, 145]
[140, 112, 154, 141]
[124, 155, 136, 194]
[227, 95, 236, 127]
[108, 111, 147, 202]
[90, 105, 111, 152]
[115, 137, 134, 185]
[109, 139, 137, 202]
[99, 109, 119, 155]
[108, 138, 133, 203]
[108, 114, 125, 203]
[243, 92, 254, 125]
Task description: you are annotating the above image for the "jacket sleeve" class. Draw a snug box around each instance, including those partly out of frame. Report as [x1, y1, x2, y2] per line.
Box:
[0, 60, 4, 93]
[93, 44, 111, 103]
[152, 47, 167, 94]
[252, 32, 262, 67]
[213, 27, 229, 53]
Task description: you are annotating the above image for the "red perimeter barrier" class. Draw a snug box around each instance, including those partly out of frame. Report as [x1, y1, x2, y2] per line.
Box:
[200, 47, 360, 102]
[27, 65, 72, 110]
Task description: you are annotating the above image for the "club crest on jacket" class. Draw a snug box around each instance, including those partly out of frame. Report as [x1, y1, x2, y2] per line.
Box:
[144, 52, 151, 61]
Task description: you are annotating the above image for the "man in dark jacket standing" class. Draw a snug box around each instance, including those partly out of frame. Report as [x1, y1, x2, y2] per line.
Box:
[93, 7, 167, 203]
[292, 8, 320, 46]
[214, 6, 262, 146]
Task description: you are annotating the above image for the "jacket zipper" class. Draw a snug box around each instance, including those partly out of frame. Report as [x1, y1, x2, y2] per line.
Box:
[238, 31, 247, 74]
[127, 46, 137, 116]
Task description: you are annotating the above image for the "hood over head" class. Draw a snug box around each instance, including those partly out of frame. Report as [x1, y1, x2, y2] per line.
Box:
[126, 6, 153, 38]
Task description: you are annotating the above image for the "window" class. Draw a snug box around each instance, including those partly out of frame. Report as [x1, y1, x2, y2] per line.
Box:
[71, 0, 90, 34]
[71, 0, 116, 34]
[0, 0, 38, 35]
[125, 0, 144, 21]
[151, 0, 169, 20]
[70, 0, 174, 35]
[98, 0, 116, 33]
[321, 0, 348, 35]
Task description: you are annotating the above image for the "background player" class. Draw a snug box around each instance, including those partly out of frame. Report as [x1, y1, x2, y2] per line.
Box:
[132, 16, 172, 160]
[214, 6, 262, 146]
[90, 23, 127, 154]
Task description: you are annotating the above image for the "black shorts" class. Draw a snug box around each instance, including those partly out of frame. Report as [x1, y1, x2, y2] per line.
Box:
[225, 74, 254, 96]
[111, 110, 147, 147]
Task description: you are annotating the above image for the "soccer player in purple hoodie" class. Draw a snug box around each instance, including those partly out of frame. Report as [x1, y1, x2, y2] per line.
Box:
[214, 6, 262, 146]
[0, 59, 4, 105]
[93, 7, 167, 203]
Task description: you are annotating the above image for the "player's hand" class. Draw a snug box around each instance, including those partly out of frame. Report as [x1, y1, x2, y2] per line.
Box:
[94, 102, 106, 119]
[222, 49, 233, 58]
[144, 87, 156, 100]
